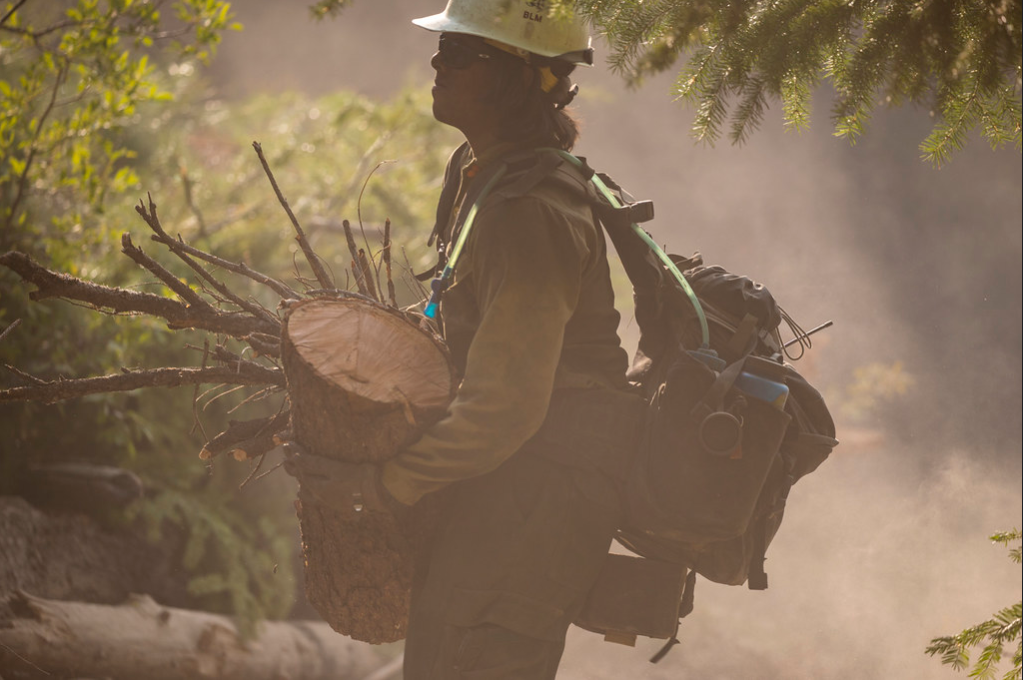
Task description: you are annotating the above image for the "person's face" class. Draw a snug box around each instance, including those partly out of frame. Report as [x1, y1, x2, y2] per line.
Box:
[429, 34, 504, 138]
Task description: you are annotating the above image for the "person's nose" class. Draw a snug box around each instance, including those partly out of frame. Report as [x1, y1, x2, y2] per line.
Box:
[430, 51, 443, 72]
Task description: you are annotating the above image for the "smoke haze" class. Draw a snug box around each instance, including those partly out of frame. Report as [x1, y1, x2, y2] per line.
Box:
[206, 2, 1022, 677]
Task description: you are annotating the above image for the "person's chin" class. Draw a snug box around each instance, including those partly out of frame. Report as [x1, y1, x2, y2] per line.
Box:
[431, 100, 452, 126]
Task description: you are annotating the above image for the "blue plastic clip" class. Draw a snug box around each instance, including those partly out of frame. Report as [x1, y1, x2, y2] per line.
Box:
[424, 277, 448, 319]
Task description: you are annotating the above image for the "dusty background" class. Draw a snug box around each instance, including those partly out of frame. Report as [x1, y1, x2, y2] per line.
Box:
[204, 2, 1022, 678]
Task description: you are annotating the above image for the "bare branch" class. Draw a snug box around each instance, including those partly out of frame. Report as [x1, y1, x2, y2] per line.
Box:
[227, 385, 279, 414]
[0, 0, 29, 29]
[400, 246, 430, 301]
[135, 196, 282, 330]
[356, 160, 394, 293]
[147, 223, 299, 301]
[252, 141, 333, 290]
[243, 332, 281, 358]
[383, 219, 397, 308]
[0, 318, 22, 345]
[342, 219, 369, 296]
[3, 363, 46, 385]
[237, 451, 270, 489]
[1, 251, 277, 338]
[198, 410, 291, 461]
[120, 233, 209, 310]
[358, 249, 379, 302]
[209, 345, 283, 385]
[244, 458, 287, 486]
[0, 365, 283, 404]
[179, 165, 209, 241]
[199, 383, 248, 411]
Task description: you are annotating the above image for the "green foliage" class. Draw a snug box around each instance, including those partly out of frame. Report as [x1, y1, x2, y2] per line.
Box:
[563, 0, 1022, 164]
[128, 480, 297, 637]
[134, 84, 457, 302]
[0, 0, 240, 254]
[308, 0, 355, 21]
[926, 530, 1022, 680]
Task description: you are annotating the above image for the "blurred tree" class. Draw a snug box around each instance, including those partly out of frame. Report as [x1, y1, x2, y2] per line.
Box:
[558, 0, 1021, 165]
[0, 0, 239, 254]
[308, 0, 355, 21]
[927, 529, 1022, 680]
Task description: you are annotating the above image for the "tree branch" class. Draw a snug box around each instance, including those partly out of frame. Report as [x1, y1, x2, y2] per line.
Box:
[145, 227, 300, 301]
[243, 332, 281, 358]
[252, 141, 334, 291]
[134, 195, 282, 329]
[383, 218, 397, 308]
[198, 410, 291, 460]
[342, 219, 370, 297]
[1, 251, 278, 338]
[0, 365, 283, 404]
[1, 56, 67, 238]
[120, 233, 210, 310]
[0, 0, 28, 28]
[0, 318, 23, 345]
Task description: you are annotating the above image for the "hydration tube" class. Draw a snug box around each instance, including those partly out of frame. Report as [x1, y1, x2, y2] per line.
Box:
[548, 150, 711, 349]
[423, 165, 509, 319]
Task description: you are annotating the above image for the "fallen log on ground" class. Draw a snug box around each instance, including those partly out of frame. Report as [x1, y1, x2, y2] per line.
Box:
[0, 591, 388, 680]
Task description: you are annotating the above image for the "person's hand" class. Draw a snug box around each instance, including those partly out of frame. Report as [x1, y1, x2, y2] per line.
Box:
[282, 441, 398, 519]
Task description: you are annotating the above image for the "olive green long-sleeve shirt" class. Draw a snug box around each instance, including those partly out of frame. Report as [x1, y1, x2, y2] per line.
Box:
[380, 146, 628, 506]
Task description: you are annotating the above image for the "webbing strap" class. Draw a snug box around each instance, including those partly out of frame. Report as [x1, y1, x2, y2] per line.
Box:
[423, 147, 711, 349]
[423, 164, 509, 318]
[538, 148, 710, 348]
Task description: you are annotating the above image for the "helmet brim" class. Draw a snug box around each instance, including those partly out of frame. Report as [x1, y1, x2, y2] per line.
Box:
[411, 13, 458, 33]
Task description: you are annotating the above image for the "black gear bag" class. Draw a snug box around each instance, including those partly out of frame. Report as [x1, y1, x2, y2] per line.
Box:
[561, 153, 839, 652]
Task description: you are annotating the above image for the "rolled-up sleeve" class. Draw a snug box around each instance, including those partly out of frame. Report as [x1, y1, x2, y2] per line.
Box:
[381, 197, 586, 505]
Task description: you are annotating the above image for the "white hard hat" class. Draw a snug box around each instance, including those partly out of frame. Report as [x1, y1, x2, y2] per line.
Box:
[412, 0, 593, 65]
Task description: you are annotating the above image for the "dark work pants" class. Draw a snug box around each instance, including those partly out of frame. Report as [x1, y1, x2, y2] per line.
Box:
[403, 449, 623, 679]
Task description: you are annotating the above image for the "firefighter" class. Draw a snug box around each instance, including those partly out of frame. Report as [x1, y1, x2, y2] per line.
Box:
[287, 2, 639, 676]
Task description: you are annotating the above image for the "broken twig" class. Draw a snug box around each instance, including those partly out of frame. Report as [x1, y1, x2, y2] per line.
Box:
[252, 141, 333, 291]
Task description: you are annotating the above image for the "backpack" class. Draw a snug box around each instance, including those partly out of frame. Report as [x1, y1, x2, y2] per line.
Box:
[422, 146, 838, 650]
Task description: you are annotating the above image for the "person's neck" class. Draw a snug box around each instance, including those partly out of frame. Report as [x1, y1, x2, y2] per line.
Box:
[464, 129, 502, 162]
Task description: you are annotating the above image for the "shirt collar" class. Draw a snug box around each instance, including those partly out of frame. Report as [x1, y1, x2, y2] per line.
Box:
[463, 141, 526, 175]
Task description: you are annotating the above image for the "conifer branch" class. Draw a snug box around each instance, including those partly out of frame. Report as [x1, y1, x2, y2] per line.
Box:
[566, 0, 1022, 164]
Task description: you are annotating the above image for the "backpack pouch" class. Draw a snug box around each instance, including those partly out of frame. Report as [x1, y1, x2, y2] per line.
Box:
[624, 348, 791, 546]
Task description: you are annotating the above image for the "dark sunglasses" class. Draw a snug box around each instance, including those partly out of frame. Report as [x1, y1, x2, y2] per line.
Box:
[436, 34, 498, 70]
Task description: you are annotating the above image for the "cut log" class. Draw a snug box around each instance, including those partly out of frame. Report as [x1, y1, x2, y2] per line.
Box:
[281, 296, 456, 643]
[0, 591, 387, 680]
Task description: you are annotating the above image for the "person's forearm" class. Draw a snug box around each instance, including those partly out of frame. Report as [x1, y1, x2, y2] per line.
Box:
[381, 198, 585, 506]
[381, 293, 570, 505]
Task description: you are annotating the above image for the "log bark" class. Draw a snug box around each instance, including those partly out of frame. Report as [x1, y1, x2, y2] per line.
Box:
[282, 297, 454, 462]
[0, 591, 386, 680]
[281, 296, 456, 643]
